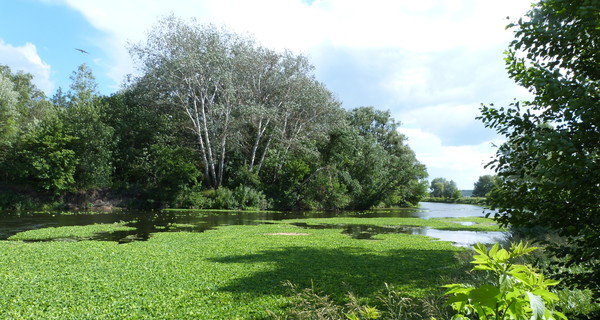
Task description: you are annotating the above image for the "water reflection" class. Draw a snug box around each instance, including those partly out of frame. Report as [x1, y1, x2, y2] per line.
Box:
[0, 202, 503, 246]
[290, 222, 505, 246]
[414, 202, 493, 219]
[420, 228, 506, 247]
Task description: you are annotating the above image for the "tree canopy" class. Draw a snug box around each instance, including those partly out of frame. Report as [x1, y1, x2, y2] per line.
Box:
[479, 0, 599, 295]
[429, 177, 460, 199]
[0, 16, 428, 211]
[472, 175, 496, 197]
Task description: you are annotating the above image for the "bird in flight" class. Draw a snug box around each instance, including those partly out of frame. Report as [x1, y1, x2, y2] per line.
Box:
[75, 48, 89, 54]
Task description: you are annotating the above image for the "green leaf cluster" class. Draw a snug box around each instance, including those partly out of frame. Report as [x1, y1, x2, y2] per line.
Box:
[444, 242, 566, 320]
[429, 177, 461, 199]
[478, 0, 600, 296]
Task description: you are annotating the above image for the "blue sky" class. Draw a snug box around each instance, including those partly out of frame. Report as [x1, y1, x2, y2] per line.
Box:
[0, 0, 534, 189]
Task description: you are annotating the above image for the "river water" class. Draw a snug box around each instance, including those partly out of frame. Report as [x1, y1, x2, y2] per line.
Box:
[0, 202, 505, 247]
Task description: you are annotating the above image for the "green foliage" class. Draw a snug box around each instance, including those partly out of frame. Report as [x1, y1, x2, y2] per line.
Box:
[172, 186, 213, 209]
[1, 21, 426, 212]
[429, 178, 460, 199]
[232, 185, 269, 210]
[0, 219, 462, 319]
[424, 197, 487, 205]
[212, 187, 239, 209]
[472, 175, 497, 197]
[14, 115, 78, 194]
[478, 0, 600, 296]
[444, 242, 566, 320]
[0, 65, 54, 183]
[276, 281, 434, 320]
[276, 216, 504, 232]
[8, 222, 135, 241]
[65, 63, 98, 106]
[0, 65, 51, 124]
[61, 102, 115, 189]
[0, 188, 36, 211]
[0, 72, 19, 150]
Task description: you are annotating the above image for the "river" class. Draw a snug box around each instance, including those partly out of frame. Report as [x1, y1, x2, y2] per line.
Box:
[0, 202, 505, 247]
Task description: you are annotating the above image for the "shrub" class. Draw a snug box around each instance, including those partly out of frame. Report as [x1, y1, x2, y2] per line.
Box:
[443, 242, 566, 320]
[213, 187, 238, 209]
[232, 185, 269, 210]
[173, 186, 213, 209]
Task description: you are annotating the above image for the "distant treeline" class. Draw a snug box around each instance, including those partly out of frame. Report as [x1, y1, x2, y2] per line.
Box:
[422, 197, 487, 206]
[0, 17, 428, 211]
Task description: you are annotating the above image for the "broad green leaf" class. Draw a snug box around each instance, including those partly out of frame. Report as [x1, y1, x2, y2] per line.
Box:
[532, 288, 559, 302]
[495, 248, 510, 262]
[473, 243, 489, 256]
[446, 293, 470, 305]
[470, 285, 501, 308]
[526, 291, 546, 319]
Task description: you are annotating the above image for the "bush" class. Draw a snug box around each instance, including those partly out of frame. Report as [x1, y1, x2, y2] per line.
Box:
[273, 281, 435, 320]
[173, 186, 213, 209]
[232, 185, 269, 210]
[213, 187, 238, 209]
[443, 242, 566, 320]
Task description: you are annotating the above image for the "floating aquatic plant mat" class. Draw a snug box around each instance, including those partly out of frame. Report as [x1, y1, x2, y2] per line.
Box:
[1, 222, 464, 319]
[270, 216, 504, 232]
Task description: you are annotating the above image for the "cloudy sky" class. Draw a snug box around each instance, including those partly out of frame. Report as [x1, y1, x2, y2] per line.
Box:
[1, 0, 534, 189]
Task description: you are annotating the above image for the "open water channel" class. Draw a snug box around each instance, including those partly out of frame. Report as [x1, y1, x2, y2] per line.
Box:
[0, 202, 506, 247]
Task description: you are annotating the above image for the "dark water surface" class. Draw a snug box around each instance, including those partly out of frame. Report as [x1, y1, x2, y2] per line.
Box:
[0, 202, 504, 246]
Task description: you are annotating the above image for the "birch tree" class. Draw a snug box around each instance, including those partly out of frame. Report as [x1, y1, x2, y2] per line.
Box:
[130, 15, 342, 188]
[130, 17, 242, 188]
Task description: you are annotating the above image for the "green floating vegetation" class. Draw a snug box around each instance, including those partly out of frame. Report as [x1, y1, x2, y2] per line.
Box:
[0, 223, 463, 319]
[273, 216, 504, 232]
[7, 222, 135, 241]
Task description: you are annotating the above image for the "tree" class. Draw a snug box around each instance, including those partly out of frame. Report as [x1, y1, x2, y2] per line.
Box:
[341, 107, 427, 209]
[472, 175, 496, 197]
[0, 66, 55, 184]
[14, 114, 77, 194]
[130, 15, 341, 189]
[429, 177, 460, 199]
[478, 0, 599, 296]
[0, 65, 53, 123]
[103, 91, 202, 205]
[0, 72, 19, 151]
[60, 65, 114, 189]
[66, 63, 98, 107]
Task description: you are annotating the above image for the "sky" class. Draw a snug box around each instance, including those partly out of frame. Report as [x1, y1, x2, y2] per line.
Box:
[0, 0, 534, 189]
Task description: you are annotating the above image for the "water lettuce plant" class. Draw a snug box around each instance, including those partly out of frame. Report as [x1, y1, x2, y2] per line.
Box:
[275, 217, 504, 232]
[7, 222, 135, 241]
[0, 223, 462, 319]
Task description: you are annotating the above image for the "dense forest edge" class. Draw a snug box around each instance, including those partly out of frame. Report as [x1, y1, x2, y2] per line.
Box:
[0, 17, 428, 212]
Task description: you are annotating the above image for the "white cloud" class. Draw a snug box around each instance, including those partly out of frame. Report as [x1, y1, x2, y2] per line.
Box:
[49, 0, 532, 187]
[0, 39, 54, 93]
[54, 0, 532, 89]
[399, 127, 501, 189]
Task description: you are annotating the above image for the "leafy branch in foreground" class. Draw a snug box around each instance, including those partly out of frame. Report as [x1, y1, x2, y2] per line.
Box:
[444, 242, 566, 320]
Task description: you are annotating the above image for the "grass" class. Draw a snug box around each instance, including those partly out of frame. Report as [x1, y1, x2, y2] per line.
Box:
[0, 222, 465, 319]
[271, 216, 504, 232]
[7, 222, 136, 241]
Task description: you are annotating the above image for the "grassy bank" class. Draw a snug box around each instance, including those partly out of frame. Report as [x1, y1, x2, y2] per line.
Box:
[1, 221, 466, 319]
